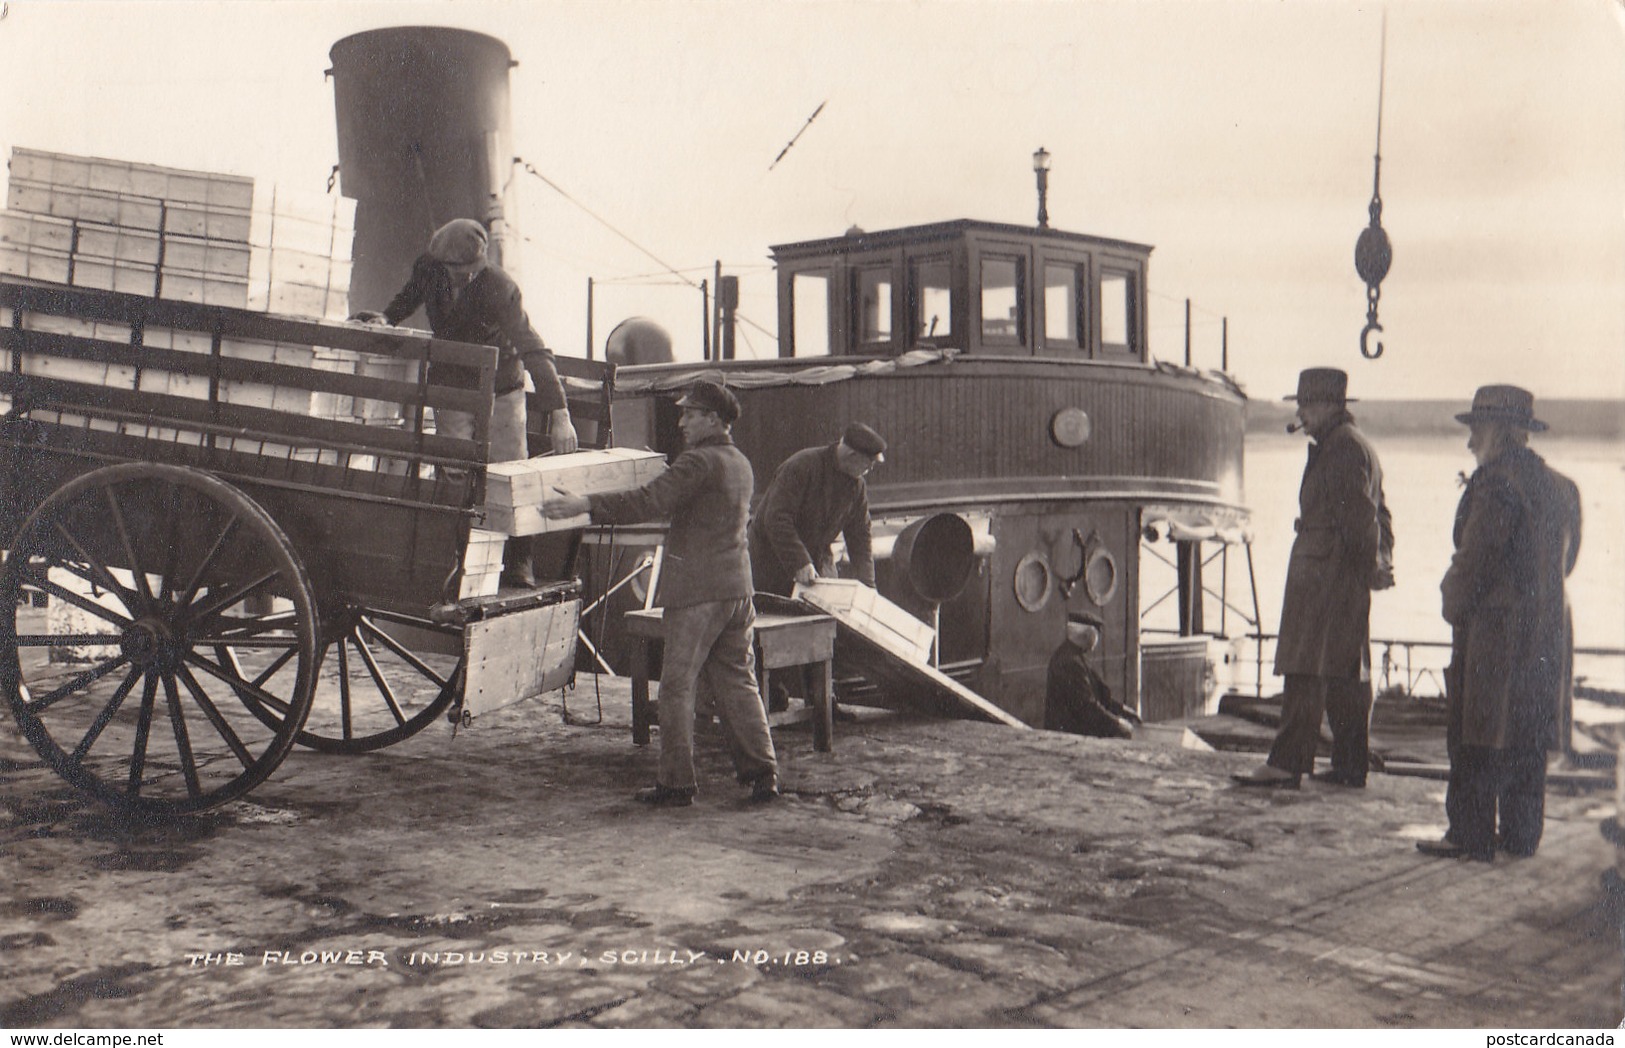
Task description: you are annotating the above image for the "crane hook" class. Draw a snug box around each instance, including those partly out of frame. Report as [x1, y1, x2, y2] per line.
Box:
[1360, 317, 1384, 360]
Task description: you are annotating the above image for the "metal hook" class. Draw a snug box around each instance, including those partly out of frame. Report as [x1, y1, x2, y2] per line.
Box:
[1360, 318, 1384, 360]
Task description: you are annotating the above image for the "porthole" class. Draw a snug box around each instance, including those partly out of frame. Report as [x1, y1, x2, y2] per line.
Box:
[1013, 552, 1053, 613]
[1084, 543, 1118, 606]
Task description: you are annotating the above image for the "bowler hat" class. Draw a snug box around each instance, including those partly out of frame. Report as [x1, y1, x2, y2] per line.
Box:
[1453, 385, 1547, 432]
[675, 379, 741, 424]
[841, 422, 887, 461]
[1282, 367, 1356, 404]
[1066, 608, 1104, 629]
[428, 218, 489, 265]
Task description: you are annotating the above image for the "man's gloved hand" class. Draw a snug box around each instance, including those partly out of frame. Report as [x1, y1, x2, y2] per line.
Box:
[1371, 562, 1396, 591]
[349, 310, 388, 325]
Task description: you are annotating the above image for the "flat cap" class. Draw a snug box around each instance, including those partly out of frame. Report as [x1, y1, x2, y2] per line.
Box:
[1066, 608, 1104, 629]
[675, 378, 741, 424]
[427, 218, 489, 265]
[841, 422, 887, 460]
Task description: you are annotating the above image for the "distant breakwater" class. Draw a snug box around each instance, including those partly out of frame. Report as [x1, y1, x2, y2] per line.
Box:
[1246, 398, 1625, 439]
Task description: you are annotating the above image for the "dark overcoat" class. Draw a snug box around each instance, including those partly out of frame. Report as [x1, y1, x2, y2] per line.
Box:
[1440, 446, 1581, 751]
[1273, 414, 1393, 680]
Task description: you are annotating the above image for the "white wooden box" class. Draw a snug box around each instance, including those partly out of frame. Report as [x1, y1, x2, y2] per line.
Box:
[158, 269, 249, 308]
[72, 258, 157, 296]
[0, 210, 75, 253]
[792, 578, 935, 665]
[163, 203, 252, 243]
[482, 447, 668, 535]
[73, 223, 162, 266]
[163, 235, 252, 279]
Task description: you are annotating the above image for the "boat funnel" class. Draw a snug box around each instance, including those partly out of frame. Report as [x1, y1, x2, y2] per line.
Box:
[892, 513, 976, 603]
[329, 27, 518, 315]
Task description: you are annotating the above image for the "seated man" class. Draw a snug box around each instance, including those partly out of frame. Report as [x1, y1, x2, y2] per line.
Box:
[1044, 609, 1139, 738]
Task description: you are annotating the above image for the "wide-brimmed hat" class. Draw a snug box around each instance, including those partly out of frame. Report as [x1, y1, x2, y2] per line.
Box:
[1066, 608, 1104, 629]
[427, 218, 489, 265]
[1454, 385, 1547, 432]
[841, 422, 887, 461]
[675, 379, 741, 424]
[1282, 367, 1356, 404]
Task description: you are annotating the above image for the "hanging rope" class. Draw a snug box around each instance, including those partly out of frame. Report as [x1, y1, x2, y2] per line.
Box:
[1355, 11, 1392, 359]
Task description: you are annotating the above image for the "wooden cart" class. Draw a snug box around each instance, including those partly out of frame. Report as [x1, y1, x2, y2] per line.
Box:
[0, 280, 589, 816]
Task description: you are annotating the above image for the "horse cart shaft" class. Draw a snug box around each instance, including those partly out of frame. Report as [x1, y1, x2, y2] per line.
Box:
[0, 280, 582, 815]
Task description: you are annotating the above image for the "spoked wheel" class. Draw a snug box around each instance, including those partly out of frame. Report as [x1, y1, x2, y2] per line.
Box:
[0, 463, 320, 816]
[287, 606, 464, 753]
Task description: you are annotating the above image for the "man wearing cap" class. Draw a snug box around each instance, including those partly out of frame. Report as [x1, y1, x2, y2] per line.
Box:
[1417, 386, 1581, 862]
[748, 422, 885, 717]
[359, 218, 577, 586]
[1045, 608, 1140, 738]
[748, 422, 886, 598]
[544, 379, 778, 807]
[1235, 367, 1394, 789]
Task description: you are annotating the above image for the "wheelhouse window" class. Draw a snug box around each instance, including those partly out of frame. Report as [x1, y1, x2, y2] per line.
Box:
[980, 256, 1024, 343]
[791, 270, 832, 357]
[911, 257, 953, 344]
[1043, 262, 1084, 349]
[1100, 268, 1137, 358]
[855, 265, 894, 350]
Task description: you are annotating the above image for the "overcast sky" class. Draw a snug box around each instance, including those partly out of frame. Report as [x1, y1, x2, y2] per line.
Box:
[1, 0, 1621, 403]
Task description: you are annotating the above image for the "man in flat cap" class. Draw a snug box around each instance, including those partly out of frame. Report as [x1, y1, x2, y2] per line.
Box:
[1045, 608, 1140, 738]
[1235, 367, 1394, 789]
[1417, 386, 1581, 862]
[359, 217, 577, 587]
[546, 379, 779, 807]
[748, 422, 886, 715]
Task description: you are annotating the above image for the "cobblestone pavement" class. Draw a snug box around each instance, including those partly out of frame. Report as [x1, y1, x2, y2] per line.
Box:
[2, 674, 1620, 1029]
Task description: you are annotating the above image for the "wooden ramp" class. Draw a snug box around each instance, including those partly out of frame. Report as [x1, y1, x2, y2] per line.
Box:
[756, 592, 1027, 729]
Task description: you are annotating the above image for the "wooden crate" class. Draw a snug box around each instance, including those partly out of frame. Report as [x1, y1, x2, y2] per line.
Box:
[482, 447, 668, 535]
[792, 578, 935, 665]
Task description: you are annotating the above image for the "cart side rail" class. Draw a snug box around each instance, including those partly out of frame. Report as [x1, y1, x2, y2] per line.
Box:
[0, 280, 502, 613]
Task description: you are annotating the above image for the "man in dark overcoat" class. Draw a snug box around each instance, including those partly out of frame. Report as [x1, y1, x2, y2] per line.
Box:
[1417, 386, 1581, 862]
[545, 379, 779, 807]
[1234, 368, 1394, 789]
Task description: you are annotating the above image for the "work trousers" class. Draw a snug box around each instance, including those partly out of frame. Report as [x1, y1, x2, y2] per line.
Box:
[1445, 695, 1548, 856]
[1266, 673, 1373, 781]
[656, 597, 777, 791]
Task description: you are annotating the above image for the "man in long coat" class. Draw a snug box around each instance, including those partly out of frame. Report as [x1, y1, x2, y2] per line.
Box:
[1417, 386, 1581, 861]
[1235, 368, 1394, 789]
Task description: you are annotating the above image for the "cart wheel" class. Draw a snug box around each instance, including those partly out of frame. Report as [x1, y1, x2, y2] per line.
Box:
[1, 463, 320, 816]
[290, 605, 463, 753]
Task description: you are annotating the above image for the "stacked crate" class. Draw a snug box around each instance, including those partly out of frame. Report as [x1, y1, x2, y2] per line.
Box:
[2, 147, 255, 306]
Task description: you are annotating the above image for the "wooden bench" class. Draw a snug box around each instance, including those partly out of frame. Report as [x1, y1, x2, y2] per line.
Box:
[623, 605, 838, 752]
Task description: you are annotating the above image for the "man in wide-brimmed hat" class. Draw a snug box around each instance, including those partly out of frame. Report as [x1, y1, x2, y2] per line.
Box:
[546, 379, 780, 807]
[1234, 367, 1394, 790]
[1417, 386, 1581, 862]
[1044, 608, 1141, 738]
